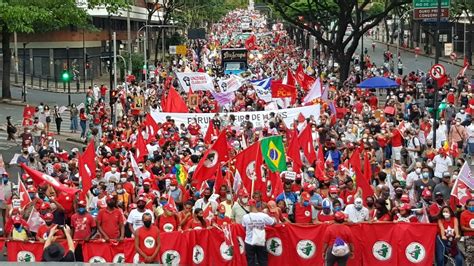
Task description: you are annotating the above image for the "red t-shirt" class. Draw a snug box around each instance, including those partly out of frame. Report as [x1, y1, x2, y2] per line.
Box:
[100, 86, 107, 96]
[36, 224, 65, 241]
[439, 218, 456, 236]
[294, 204, 313, 224]
[317, 212, 334, 223]
[71, 213, 96, 240]
[136, 225, 160, 262]
[322, 223, 354, 247]
[157, 214, 179, 232]
[460, 210, 474, 236]
[391, 129, 403, 147]
[185, 218, 207, 230]
[56, 192, 74, 217]
[429, 204, 442, 218]
[212, 216, 233, 226]
[97, 208, 125, 239]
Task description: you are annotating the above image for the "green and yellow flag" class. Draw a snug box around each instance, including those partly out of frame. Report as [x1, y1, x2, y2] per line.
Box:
[260, 136, 287, 172]
[174, 164, 187, 186]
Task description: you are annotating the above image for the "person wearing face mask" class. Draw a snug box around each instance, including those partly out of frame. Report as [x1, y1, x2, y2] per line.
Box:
[156, 203, 180, 232]
[70, 200, 96, 262]
[127, 196, 155, 235]
[104, 164, 121, 183]
[344, 197, 369, 223]
[193, 188, 218, 215]
[231, 190, 250, 224]
[315, 201, 335, 223]
[322, 211, 354, 266]
[428, 192, 447, 222]
[406, 162, 422, 200]
[365, 196, 376, 217]
[414, 166, 436, 202]
[324, 186, 345, 211]
[97, 195, 125, 241]
[168, 179, 182, 209]
[394, 203, 418, 223]
[36, 213, 63, 242]
[115, 183, 130, 213]
[0, 173, 12, 225]
[212, 204, 233, 227]
[372, 198, 392, 222]
[135, 212, 161, 263]
[460, 199, 474, 264]
[448, 118, 468, 152]
[435, 206, 463, 266]
[293, 192, 317, 224]
[9, 215, 30, 241]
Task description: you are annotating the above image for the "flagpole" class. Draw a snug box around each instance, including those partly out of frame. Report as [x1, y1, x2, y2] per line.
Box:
[250, 178, 255, 197]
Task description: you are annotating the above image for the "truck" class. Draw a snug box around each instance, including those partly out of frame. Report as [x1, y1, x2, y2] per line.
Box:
[221, 48, 248, 75]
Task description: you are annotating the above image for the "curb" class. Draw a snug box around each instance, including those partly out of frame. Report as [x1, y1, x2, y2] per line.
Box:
[11, 84, 87, 94]
[66, 137, 86, 144]
[371, 39, 467, 68]
[0, 99, 29, 107]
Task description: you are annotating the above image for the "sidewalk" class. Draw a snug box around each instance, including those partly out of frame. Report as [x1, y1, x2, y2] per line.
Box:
[371, 38, 469, 69]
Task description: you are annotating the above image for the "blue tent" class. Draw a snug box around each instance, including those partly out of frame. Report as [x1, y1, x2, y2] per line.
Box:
[357, 77, 399, 89]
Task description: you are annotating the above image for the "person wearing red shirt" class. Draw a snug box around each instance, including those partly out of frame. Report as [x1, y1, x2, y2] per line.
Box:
[372, 198, 392, 222]
[322, 212, 354, 265]
[135, 213, 161, 263]
[212, 205, 233, 227]
[178, 201, 193, 230]
[316, 201, 335, 223]
[436, 206, 463, 266]
[185, 208, 208, 230]
[100, 85, 107, 101]
[461, 199, 474, 236]
[156, 203, 180, 232]
[294, 192, 316, 224]
[389, 124, 403, 163]
[393, 204, 418, 223]
[55, 191, 75, 219]
[36, 213, 64, 242]
[97, 195, 125, 241]
[70, 200, 96, 240]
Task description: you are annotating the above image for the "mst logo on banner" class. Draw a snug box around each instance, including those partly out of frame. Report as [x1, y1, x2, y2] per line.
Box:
[175, 72, 214, 92]
[151, 104, 321, 132]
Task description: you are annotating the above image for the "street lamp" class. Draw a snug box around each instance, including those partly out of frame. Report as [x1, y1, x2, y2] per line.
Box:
[22, 43, 27, 102]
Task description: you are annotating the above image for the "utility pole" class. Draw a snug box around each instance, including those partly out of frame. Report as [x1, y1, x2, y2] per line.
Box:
[67, 47, 71, 106]
[127, 1, 132, 74]
[112, 32, 117, 124]
[22, 43, 26, 102]
[432, 0, 442, 150]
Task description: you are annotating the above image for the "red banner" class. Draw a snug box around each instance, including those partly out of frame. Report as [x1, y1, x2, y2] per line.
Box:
[5, 223, 437, 264]
[271, 81, 296, 98]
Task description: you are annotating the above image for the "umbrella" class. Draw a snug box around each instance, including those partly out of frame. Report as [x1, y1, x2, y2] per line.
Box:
[357, 77, 399, 89]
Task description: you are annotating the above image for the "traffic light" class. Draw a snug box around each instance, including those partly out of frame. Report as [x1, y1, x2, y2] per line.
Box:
[61, 70, 71, 82]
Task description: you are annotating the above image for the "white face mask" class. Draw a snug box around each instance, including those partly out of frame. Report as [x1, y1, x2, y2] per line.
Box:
[241, 197, 249, 204]
[443, 212, 450, 219]
[170, 186, 176, 191]
[226, 194, 232, 201]
[120, 178, 127, 183]
[415, 168, 421, 174]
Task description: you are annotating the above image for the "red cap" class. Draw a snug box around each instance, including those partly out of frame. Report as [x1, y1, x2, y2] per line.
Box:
[78, 200, 86, 207]
[301, 191, 311, 201]
[43, 213, 54, 221]
[170, 179, 178, 186]
[248, 199, 257, 207]
[53, 163, 62, 170]
[238, 190, 249, 197]
[27, 187, 37, 193]
[218, 204, 226, 213]
[143, 181, 151, 186]
[137, 196, 146, 203]
[108, 157, 118, 164]
[401, 194, 410, 203]
[400, 203, 412, 211]
[106, 195, 115, 202]
[12, 215, 22, 224]
[422, 188, 432, 198]
[40, 202, 51, 210]
[163, 203, 175, 212]
[329, 186, 338, 193]
[303, 183, 315, 192]
[334, 211, 345, 221]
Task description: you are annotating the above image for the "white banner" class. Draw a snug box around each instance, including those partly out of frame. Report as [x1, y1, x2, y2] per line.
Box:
[151, 105, 320, 132]
[175, 72, 214, 92]
[217, 75, 242, 93]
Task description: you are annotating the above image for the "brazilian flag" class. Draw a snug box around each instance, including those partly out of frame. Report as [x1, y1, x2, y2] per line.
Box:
[260, 136, 287, 172]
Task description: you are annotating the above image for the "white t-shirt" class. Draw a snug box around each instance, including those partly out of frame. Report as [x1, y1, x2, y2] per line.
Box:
[103, 171, 120, 183]
[467, 124, 474, 143]
[344, 204, 369, 223]
[241, 212, 275, 245]
[127, 209, 154, 231]
[433, 155, 453, 178]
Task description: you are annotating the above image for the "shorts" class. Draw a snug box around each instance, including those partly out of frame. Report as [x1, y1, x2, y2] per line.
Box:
[392, 146, 402, 161]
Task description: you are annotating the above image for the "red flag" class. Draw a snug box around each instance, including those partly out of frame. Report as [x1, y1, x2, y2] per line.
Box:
[349, 150, 374, 200]
[20, 163, 79, 196]
[213, 165, 227, 194]
[144, 113, 159, 137]
[18, 178, 31, 208]
[397, 224, 437, 266]
[164, 87, 189, 113]
[79, 154, 92, 197]
[286, 130, 303, 171]
[82, 241, 127, 263]
[451, 178, 473, 206]
[234, 142, 263, 194]
[8, 241, 44, 262]
[360, 223, 398, 265]
[298, 124, 316, 164]
[285, 69, 297, 87]
[135, 130, 148, 163]
[204, 120, 219, 145]
[363, 151, 372, 182]
[457, 59, 469, 78]
[271, 80, 296, 98]
[193, 131, 230, 190]
[295, 64, 315, 90]
[264, 170, 284, 201]
[245, 35, 257, 50]
[315, 143, 325, 181]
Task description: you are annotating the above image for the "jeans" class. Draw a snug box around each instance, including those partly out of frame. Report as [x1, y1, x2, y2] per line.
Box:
[70, 116, 78, 131]
[325, 249, 349, 266]
[435, 236, 464, 266]
[245, 243, 268, 266]
[80, 120, 87, 138]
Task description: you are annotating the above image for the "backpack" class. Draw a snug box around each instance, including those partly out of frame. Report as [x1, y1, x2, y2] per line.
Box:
[331, 237, 350, 257]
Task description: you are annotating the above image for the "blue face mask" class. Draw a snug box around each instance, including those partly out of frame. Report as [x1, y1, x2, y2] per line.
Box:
[2, 177, 8, 184]
[303, 201, 310, 207]
[468, 206, 474, 212]
[160, 200, 168, 206]
[422, 172, 430, 179]
[385, 163, 391, 168]
[218, 213, 225, 219]
[334, 206, 341, 212]
[28, 193, 36, 199]
[78, 207, 86, 214]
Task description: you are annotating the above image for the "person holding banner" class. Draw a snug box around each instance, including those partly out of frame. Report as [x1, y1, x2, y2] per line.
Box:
[322, 212, 354, 266]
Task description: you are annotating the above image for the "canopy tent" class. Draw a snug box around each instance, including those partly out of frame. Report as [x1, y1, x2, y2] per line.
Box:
[357, 77, 399, 89]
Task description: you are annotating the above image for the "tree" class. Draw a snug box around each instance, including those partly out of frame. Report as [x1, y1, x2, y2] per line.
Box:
[265, 0, 411, 82]
[451, 0, 474, 65]
[0, 0, 90, 99]
[0, 0, 130, 99]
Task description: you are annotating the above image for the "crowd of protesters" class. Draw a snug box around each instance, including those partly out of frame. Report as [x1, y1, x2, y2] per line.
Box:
[1, 8, 473, 266]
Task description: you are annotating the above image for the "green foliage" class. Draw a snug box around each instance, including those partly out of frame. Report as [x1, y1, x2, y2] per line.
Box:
[120, 52, 146, 77]
[174, 0, 246, 27]
[87, 0, 131, 15]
